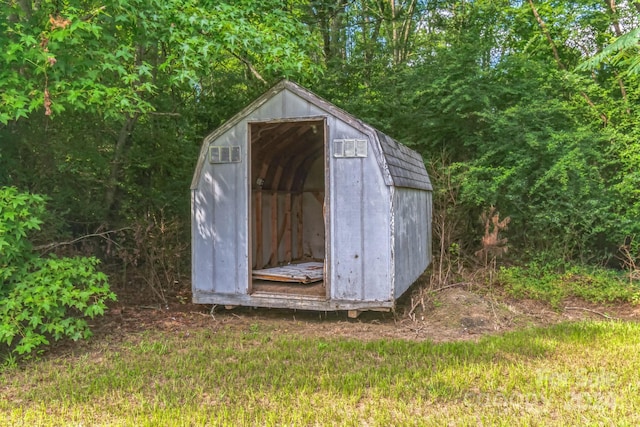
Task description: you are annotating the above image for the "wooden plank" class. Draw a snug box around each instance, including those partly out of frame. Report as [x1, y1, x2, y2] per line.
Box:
[296, 193, 303, 259]
[267, 165, 284, 266]
[272, 193, 289, 264]
[252, 262, 323, 284]
[269, 191, 278, 265]
[284, 193, 292, 262]
[193, 289, 396, 311]
[252, 280, 325, 297]
[312, 190, 324, 205]
[255, 190, 263, 268]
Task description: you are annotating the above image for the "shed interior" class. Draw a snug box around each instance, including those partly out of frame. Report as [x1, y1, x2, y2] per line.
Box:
[249, 119, 327, 297]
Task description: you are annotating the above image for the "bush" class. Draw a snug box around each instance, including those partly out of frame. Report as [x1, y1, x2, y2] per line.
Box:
[0, 187, 116, 357]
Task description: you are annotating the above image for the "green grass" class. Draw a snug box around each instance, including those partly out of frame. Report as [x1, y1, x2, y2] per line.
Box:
[1, 321, 640, 425]
[498, 263, 640, 308]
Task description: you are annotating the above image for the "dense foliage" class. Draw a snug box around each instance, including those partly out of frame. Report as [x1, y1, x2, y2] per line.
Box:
[1, 0, 639, 295]
[307, 0, 640, 265]
[0, 187, 115, 357]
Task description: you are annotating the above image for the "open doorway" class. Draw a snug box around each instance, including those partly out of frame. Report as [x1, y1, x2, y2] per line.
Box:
[248, 119, 327, 298]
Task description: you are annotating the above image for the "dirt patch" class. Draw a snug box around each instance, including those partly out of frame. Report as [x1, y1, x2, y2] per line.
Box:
[73, 283, 640, 352]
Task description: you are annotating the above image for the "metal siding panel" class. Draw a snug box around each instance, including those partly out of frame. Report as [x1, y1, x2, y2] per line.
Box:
[283, 91, 313, 117]
[330, 150, 364, 300]
[250, 90, 325, 122]
[329, 120, 391, 302]
[192, 189, 214, 296]
[198, 125, 248, 295]
[247, 95, 283, 121]
[361, 149, 392, 301]
[393, 188, 430, 298]
[236, 125, 249, 293]
[426, 191, 433, 267]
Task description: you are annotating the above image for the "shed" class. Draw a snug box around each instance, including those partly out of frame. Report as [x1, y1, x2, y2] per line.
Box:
[191, 80, 432, 315]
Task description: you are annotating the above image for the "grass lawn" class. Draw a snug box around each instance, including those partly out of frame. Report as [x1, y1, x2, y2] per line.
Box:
[1, 320, 639, 426]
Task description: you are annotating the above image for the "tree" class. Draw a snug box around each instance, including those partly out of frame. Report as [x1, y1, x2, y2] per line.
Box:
[1, 0, 320, 225]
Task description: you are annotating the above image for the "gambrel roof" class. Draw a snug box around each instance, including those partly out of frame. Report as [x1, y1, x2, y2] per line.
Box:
[376, 130, 432, 191]
[192, 80, 432, 192]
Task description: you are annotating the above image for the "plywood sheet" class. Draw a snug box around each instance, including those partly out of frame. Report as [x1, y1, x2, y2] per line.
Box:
[252, 262, 323, 284]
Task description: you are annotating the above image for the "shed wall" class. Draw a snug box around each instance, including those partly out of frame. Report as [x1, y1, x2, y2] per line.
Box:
[328, 118, 392, 302]
[193, 84, 430, 309]
[192, 124, 249, 295]
[194, 89, 330, 297]
[392, 188, 432, 299]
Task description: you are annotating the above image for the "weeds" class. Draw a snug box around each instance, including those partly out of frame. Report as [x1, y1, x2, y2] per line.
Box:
[618, 236, 640, 285]
[475, 206, 511, 267]
[114, 210, 188, 306]
[428, 155, 466, 289]
[498, 263, 640, 308]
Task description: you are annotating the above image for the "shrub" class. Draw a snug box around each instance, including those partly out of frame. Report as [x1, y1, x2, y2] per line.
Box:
[0, 187, 116, 357]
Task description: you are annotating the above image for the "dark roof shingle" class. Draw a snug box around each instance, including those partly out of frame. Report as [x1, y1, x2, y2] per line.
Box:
[376, 130, 432, 191]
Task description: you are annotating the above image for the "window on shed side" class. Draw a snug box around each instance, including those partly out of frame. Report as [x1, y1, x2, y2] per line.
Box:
[333, 139, 367, 158]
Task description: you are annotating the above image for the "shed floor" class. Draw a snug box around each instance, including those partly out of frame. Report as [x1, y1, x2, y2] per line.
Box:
[252, 262, 323, 284]
[251, 280, 326, 297]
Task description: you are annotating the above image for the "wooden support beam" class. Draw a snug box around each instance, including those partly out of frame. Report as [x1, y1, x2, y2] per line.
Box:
[269, 191, 278, 266]
[255, 190, 263, 269]
[271, 194, 289, 264]
[296, 194, 303, 259]
[284, 193, 292, 262]
[312, 191, 324, 205]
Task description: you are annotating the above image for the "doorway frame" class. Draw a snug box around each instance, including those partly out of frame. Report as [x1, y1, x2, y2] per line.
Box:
[247, 117, 330, 299]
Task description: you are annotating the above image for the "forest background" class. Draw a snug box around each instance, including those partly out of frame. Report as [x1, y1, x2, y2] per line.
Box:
[1, 0, 640, 305]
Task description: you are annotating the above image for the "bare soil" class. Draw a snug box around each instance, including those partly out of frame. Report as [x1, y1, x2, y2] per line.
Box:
[81, 281, 640, 348]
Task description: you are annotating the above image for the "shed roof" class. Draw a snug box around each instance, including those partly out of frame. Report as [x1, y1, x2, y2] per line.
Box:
[192, 80, 432, 191]
[376, 130, 432, 191]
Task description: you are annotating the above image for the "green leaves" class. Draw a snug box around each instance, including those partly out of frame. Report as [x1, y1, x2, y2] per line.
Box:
[328, 1, 640, 264]
[0, 0, 320, 124]
[0, 187, 116, 358]
[1, 0, 320, 228]
[579, 27, 640, 76]
[0, 187, 44, 264]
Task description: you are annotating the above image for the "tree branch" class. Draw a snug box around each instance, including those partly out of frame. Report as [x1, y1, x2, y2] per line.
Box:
[148, 111, 181, 117]
[35, 227, 131, 253]
[527, 0, 608, 125]
[564, 306, 613, 319]
[527, 0, 564, 70]
[230, 52, 267, 84]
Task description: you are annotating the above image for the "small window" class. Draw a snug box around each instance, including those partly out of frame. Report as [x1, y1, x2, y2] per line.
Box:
[333, 139, 367, 158]
[209, 145, 241, 163]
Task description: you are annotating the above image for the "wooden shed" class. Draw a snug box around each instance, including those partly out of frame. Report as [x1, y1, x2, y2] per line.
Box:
[191, 80, 432, 314]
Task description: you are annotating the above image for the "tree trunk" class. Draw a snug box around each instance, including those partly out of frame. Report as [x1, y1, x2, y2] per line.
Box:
[104, 114, 139, 221]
